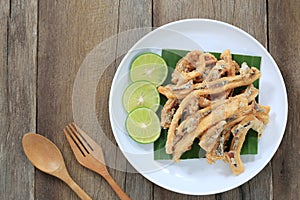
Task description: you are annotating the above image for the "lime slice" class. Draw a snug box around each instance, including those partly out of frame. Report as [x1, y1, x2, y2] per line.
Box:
[126, 107, 161, 143]
[130, 53, 168, 86]
[122, 81, 160, 113]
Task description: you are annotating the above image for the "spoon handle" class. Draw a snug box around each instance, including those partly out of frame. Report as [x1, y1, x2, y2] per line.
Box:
[63, 174, 92, 200]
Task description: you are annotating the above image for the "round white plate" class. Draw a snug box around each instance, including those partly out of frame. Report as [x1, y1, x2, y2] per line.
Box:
[109, 19, 288, 195]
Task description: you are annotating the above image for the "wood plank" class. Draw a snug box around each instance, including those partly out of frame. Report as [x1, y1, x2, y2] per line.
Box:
[154, 186, 216, 200]
[268, 1, 300, 199]
[153, 0, 270, 199]
[95, 0, 153, 199]
[0, 0, 37, 199]
[38, 0, 153, 199]
[75, 0, 152, 199]
[153, 0, 267, 46]
[116, 1, 154, 200]
[37, 1, 120, 199]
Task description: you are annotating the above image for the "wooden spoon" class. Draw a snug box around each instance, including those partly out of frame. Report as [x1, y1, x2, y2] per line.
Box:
[22, 133, 92, 200]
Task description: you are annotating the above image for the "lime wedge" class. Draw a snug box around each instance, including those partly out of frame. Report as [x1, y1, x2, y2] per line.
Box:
[130, 53, 168, 86]
[126, 107, 161, 143]
[122, 81, 160, 113]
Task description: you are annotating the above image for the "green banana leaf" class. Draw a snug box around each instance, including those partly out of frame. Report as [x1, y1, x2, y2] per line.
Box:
[154, 49, 261, 160]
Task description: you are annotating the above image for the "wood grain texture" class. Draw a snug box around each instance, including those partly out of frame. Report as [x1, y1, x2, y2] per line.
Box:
[0, 0, 37, 199]
[153, 0, 267, 46]
[153, 0, 270, 199]
[95, 0, 153, 199]
[116, 1, 154, 200]
[37, 1, 120, 199]
[268, 1, 300, 200]
[2, 0, 300, 199]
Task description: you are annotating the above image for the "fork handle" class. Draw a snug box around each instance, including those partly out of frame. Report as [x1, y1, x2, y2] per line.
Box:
[103, 173, 131, 200]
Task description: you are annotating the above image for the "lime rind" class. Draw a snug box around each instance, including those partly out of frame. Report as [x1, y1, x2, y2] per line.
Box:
[125, 107, 161, 141]
[129, 132, 161, 144]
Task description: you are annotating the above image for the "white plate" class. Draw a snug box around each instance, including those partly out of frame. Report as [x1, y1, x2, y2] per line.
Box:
[109, 19, 288, 195]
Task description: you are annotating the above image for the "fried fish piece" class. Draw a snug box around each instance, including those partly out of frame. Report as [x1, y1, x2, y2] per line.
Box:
[171, 96, 248, 161]
[171, 51, 217, 85]
[166, 84, 259, 155]
[225, 114, 265, 175]
[160, 98, 179, 129]
[158, 65, 260, 100]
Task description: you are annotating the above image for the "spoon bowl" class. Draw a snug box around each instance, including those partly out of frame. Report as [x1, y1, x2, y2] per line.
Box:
[22, 133, 92, 200]
[22, 133, 63, 173]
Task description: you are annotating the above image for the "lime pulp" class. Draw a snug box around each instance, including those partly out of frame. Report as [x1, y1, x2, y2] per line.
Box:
[125, 107, 161, 143]
[130, 53, 168, 87]
[122, 80, 160, 113]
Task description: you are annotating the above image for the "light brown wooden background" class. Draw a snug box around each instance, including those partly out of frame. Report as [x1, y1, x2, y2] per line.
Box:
[1, 0, 299, 199]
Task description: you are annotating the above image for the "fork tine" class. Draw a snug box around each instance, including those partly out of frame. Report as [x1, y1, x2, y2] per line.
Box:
[70, 122, 105, 162]
[70, 122, 98, 151]
[68, 123, 92, 153]
[64, 125, 88, 157]
[63, 128, 86, 160]
[69, 122, 94, 151]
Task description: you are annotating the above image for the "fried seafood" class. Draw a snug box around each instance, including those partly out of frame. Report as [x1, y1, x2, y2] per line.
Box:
[160, 98, 179, 129]
[171, 50, 217, 85]
[158, 63, 261, 100]
[159, 49, 270, 175]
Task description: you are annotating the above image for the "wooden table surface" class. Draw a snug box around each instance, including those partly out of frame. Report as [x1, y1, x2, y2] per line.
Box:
[1, 0, 299, 199]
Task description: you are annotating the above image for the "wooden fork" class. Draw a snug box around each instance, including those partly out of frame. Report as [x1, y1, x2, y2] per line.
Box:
[63, 122, 130, 200]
